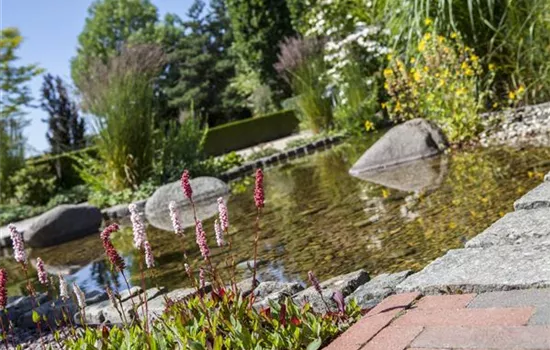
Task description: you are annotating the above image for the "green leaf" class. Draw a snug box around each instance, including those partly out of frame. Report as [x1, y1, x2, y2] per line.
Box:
[32, 310, 40, 323]
[306, 338, 322, 350]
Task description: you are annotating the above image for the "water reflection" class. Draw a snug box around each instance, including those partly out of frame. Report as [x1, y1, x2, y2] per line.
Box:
[5, 141, 550, 293]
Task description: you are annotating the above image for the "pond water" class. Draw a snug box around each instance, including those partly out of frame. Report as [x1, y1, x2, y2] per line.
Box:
[5, 135, 550, 295]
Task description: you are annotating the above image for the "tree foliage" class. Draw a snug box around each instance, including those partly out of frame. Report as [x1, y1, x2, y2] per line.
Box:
[0, 27, 43, 202]
[226, 0, 296, 92]
[166, 0, 247, 126]
[40, 74, 86, 154]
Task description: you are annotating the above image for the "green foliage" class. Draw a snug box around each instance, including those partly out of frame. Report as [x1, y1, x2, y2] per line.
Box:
[166, 0, 247, 126]
[9, 163, 57, 206]
[65, 290, 362, 349]
[70, 0, 159, 89]
[226, 0, 296, 97]
[379, 0, 550, 103]
[333, 64, 382, 135]
[88, 181, 156, 209]
[40, 74, 86, 154]
[203, 110, 300, 156]
[153, 117, 209, 183]
[0, 27, 43, 203]
[384, 31, 488, 142]
[0, 185, 89, 225]
[76, 45, 165, 191]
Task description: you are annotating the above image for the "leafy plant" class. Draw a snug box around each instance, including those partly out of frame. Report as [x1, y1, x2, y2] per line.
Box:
[275, 37, 333, 133]
[383, 31, 490, 142]
[9, 164, 57, 206]
[247, 147, 279, 161]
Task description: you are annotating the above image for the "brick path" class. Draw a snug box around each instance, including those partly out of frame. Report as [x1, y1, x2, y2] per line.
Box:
[325, 289, 550, 349]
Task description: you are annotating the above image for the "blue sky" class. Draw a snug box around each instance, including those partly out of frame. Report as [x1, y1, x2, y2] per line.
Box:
[1, 0, 198, 155]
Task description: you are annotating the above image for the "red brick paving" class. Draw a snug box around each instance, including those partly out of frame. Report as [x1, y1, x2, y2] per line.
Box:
[323, 291, 547, 350]
[392, 307, 534, 327]
[414, 294, 475, 310]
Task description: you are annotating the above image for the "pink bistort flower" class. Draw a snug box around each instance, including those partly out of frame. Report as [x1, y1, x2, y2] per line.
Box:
[36, 257, 48, 285]
[144, 241, 155, 268]
[254, 169, 265, 209]
[217, 197, 229, 232]
[8, 224, 27, 264]
[214, 219, 224, 247]
[195, 220, 210, 260]
[129, 203, 146, 249]
[169, 201, 184, 236]
[181, 170, 193, 200]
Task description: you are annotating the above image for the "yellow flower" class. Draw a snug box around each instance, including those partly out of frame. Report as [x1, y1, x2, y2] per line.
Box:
[508, 91, 516, 100]
[464, 68, 474, 76]
[517, 85, 525, 95]
[423, 66, 429, 72]
[381, 102, 387, 109]
[488, 63, 496, 71]
[450, 32, 458, 39]
[424, 33, 432, 41]
[461, 61, 469, 71]
[395, 101, 403, 112]
[410, 57, 416, 63]
[413, 71, 421, 82]
[437, 35, 445, 43]
[364, 120, 375, 131]
[492, 102, 499, 108]
[387, 54, 393, 61]
[471, 54, 479, 63]
[383, 68, 393, 78]
[418, 41, 426, 52]
[384, 82, 389, 90]
[424, 18, 433, 26]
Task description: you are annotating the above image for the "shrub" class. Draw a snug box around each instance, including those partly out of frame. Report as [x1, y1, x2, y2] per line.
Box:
[275, 37, 333, 133]
[380, 0, 550, 104]
[77, 44, 166, 191]
[9, 163, 57, 206]
[203, 110, 300, 156]
[383, 31, 490, 142]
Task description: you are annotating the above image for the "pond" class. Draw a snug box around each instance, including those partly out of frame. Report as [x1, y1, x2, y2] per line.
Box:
[5, 135, 550, 295]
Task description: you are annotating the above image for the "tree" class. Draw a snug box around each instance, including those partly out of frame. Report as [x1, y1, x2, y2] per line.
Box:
[166, 0, 247, 126]
[41, 74, 86, 154]
[225, 0, 296, 93]
[70, 0, 159, 88]
[0, 28, 43, 202]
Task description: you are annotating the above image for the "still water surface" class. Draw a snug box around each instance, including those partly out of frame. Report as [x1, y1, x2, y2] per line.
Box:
[6, 138, 550, 295]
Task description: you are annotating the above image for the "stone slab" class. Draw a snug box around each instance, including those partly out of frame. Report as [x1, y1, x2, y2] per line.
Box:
[514, 182, 550, 210]
[362, 325, 424, 350]
[346, 270, 412, 310]
[396, 241, 550, 294]
[466, 208, 550, 248]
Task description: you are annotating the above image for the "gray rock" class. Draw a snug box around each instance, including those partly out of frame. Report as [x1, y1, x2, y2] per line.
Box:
[253, 281, 303, 300]
[349, 119, 448, 175]
[466, 208, 550, 248]
[102, 200, 147, 220]
[293, 269, 370, 313]
[346, 270, 413, 309]
[236, 277, 259, 297]
[514, 182, 550, 210]
[18, 298, 77, 329]
[24, 204, 102, 247]
[253, 282, 304, 309]
[145, 177, 229, 231]
[396, 241, 550, 294]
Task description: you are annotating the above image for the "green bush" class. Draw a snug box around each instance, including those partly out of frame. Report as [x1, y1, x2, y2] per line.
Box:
[9, 164, 57, 206]
[204, 110, 300, 156]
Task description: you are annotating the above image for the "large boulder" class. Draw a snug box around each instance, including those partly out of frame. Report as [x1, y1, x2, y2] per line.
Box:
[145, 177, 229, 231]
[350, 119, 448, 175]
[23, 204, 102, 247]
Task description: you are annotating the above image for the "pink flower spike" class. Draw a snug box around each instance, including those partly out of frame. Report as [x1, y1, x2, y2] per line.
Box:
[195, 220, 210, 261]
[8, 224, 27, 264]
[181, 170, 193, 200]
[214, 219, 224, 247]
[0, 269, 7, 310]
[36, 257, 48, 285]
[254, 169, 265, 209]
[144, 241, 155, 268]
[308, 271, 322, 295]
[100, 223, 119, 241]
[168, 201, 184, 236]
[129, 203, 147, 249]
[217, 197, 229, 232]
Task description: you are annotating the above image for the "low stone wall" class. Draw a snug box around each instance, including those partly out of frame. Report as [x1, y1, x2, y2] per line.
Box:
[479, 102, 550, 147]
